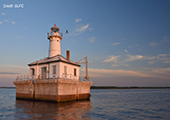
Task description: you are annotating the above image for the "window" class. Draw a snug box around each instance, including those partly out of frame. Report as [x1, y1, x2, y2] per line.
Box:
[53, 65, 56, 74]
[31, 68, 35, 76]
[53, 28, 58, 32]
[64, 66, 67, 75]
[74, 68, 76, 76]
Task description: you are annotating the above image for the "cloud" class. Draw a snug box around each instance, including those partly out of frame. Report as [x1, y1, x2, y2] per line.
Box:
[147, 61, 155, 64]
[150, 42, 156, 46]
[162, 36, 170, 43]
[0, 72, 19, 75]
[69, 24, 92, 36]
[144, 54, 170, 64]
[157, 54, 170, 63]
[112, 64, 118, 67]
[76, 24, 89, 32]
[89, 61, 97, 65]
[145, 67, 170, 79]
[102, 53, 170, 67]
[0, 65, 30, 87]
[149, 37, 170, 48]
[124, 49, 128, 53]
[7, 65, 28, 69]
[112, 42, 120, 46]
[88, 37, 95, 43]
[75, 18, 82, 23]
[81, 68, 151, 78]
[0, 20, 9, 24]
[0, 65, 28, 75]
[2, 13, 5, 15]
[124, 55, 143, 63]
[151, 68, 170, 75]
[103, 54, 144, 67]
[80, 67, 170, 86]
[12, 21, 15, 24]
[81, 67, 170, 80]
[145, 56, 156, 60]
[163, 61, 170, 63]
[124, 64, 129, 66]
[128, 46, 133, 48]
[103, 55, 120, 63]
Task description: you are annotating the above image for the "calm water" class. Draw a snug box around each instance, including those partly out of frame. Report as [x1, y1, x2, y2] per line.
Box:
[0, 89, 170, 120]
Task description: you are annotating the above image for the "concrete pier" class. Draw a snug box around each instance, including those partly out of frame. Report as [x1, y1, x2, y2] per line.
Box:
[13, 79, 92, 102]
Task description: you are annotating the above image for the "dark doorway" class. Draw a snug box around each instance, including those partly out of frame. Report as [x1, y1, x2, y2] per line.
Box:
[41, 67, 46, 79]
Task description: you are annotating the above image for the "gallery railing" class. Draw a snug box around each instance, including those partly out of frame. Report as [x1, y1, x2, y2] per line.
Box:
[16, 74, 79, 81]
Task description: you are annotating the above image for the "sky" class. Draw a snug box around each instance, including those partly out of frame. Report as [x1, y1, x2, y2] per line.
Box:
[0, 0, 170, 87]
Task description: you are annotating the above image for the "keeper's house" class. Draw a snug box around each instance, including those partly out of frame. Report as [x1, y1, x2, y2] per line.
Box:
[28, 50, 80, 81]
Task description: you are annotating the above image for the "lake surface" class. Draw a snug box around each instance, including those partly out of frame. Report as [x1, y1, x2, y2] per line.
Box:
[0, 89, 170, 120]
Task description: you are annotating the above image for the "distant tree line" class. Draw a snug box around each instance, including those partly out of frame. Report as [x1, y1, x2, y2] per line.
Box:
[90, 86, 170, 89]
[1, 86, 170, 89]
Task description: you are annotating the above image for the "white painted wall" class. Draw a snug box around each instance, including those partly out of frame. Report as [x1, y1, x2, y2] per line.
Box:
[59, 62, 80, 80]
[29, 64, 49, 79]
[29, 66, 36, 79]
[49, 62, 60, 78]
[49, 28, 62, 57]
[29, 62, 79, 80]
[49, 37, 61, 57]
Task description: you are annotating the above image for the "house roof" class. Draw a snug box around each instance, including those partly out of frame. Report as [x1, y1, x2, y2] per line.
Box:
[28, 55, 81, 67]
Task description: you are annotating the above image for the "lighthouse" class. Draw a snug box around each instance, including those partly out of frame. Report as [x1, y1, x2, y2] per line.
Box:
[14, 24, 92, 102]
[27, 24, 80, 80]
[48, 24, 62, 57]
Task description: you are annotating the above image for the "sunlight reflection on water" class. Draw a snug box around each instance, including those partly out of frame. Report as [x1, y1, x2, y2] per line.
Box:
[0, 89, 170, 120]
[15, 100, 91, 120]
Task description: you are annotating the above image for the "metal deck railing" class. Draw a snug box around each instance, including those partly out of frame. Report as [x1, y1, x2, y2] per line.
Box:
[16, 74, 79, 81]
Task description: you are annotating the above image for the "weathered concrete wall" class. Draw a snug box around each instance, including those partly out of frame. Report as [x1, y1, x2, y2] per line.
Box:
[57, 79, 79, 102]
[57, 79, 92, 101]
[14, 79, 92, 102]
[77, 81, 92, 100]
[13, 80, 34, 100]
[34, 79, 58, 101]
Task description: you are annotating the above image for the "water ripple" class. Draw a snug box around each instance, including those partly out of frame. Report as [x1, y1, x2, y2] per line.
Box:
[0, 88, 170, 119]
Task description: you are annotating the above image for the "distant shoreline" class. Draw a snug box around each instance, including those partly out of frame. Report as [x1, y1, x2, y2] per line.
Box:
[90, 86, 170, 89]
[1, 86, 170, 89]
[0, 87, 16, 89]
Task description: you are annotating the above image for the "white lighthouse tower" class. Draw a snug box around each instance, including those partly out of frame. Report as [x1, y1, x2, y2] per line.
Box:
[48, 24, 63, 57]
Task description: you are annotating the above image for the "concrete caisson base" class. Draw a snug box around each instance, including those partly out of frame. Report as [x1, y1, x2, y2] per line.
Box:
[13, 80, 34, 100]
[16, 93, 34, 100]
[13, 79, 92, 102]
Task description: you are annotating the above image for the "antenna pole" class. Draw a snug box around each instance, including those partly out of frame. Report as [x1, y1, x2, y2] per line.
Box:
[76, 57, 89, 81]
[86, 57, 88, 81]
